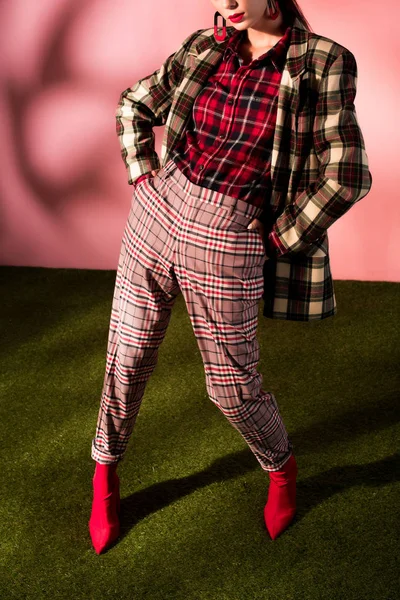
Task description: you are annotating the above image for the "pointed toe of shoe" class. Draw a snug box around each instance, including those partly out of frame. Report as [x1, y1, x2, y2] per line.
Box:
[264, 504, 296, 540]
[89, 520, 120, 554]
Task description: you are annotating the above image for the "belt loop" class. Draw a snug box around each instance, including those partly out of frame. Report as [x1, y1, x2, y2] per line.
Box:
[226, 197, 238, 217]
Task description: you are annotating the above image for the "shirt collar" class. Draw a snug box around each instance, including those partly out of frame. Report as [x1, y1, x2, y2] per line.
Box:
[224, 26, 292, 71]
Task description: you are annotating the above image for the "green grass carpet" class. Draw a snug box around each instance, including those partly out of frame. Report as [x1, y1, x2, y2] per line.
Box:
[0, 266, 399, 600]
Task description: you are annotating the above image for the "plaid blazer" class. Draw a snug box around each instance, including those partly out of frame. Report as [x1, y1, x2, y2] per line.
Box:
[116, 17, 372, 321]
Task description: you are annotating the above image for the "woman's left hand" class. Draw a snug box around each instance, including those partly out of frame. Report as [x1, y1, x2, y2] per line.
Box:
[247, 218, 264, 236]
[248, 218, 268, 257]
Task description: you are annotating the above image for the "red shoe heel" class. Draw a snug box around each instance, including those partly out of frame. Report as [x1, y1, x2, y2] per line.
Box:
[264, 454, 298, 540]
[88, 462, 120, 554]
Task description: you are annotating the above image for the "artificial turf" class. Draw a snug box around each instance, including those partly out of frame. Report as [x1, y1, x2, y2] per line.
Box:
[0, 266, 399, 600]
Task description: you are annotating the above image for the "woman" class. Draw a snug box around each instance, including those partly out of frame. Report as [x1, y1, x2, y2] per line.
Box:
[89, 0, 372, 554]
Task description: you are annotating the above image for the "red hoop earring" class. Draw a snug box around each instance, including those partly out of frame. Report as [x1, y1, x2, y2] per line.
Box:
[214, 11, 227, 42]
[267, 1, 280, 20]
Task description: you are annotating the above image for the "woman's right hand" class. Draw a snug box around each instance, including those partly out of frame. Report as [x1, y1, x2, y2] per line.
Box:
[134, 169, 160, 188]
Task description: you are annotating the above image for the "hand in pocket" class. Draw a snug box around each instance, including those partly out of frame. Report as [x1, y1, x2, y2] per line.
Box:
[134, 169, 160, 188]
[247, 218, 267, 256]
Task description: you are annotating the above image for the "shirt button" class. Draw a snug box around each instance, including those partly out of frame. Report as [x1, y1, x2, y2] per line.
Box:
[219, 134, 224, 139]
[199, 165, 204, 171]
[227, 98, 233, 104]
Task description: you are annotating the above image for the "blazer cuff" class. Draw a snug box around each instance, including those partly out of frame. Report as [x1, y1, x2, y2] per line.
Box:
[128, 156, 161, 185]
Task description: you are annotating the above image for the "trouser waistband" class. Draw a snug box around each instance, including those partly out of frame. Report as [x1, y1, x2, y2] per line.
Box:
[159, 158, 263, 224]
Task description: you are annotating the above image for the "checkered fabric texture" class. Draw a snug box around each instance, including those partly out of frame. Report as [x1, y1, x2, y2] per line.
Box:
[91, 160, 293, 471]
[115, 17, 372, 321]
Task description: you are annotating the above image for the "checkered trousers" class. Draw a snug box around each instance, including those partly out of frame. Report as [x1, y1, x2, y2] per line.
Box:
[91, 159, 293, 472]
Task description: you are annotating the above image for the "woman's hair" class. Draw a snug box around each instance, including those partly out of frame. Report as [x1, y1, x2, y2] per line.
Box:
[277, 0, 313, 32]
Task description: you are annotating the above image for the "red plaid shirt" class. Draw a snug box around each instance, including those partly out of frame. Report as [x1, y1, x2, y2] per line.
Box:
[135, 26, 292, 256]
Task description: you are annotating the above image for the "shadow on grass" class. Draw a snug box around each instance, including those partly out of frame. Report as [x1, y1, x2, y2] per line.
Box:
[292, 391, 400, 454]
[105, 451, 400, 551]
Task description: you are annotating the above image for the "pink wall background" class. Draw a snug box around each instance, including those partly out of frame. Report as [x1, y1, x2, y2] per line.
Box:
[0, 0, 398, 281]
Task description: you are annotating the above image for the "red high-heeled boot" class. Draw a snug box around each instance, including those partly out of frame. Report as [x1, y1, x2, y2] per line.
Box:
[88, 462, 120, 554]
[264, 454, 298, 540]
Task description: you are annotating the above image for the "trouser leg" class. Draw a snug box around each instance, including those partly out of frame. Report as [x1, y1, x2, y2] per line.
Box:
[168, 168, 293, 472]
[91, 177, 180, 464]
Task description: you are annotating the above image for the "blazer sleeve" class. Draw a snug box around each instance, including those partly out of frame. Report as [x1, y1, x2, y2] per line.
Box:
[271, 49, 373, 256]
[116, 29, 203, 185]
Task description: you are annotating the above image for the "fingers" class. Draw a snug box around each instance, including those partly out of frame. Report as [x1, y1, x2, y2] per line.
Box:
[247, 218, 264, 234]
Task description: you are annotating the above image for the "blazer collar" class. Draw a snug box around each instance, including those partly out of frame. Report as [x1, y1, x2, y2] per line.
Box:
[190, 16, 310, 81]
